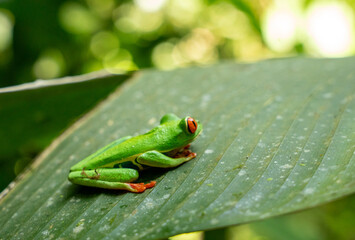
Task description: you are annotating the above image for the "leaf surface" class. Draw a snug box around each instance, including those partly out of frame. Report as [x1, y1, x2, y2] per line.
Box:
[1, 58, 355, 240]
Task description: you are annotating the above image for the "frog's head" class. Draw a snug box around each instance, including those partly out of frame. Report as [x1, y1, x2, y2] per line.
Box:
[178, 116, 203, 142]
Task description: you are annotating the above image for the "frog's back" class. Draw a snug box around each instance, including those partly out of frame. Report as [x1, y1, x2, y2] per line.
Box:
[70, 122, 182, 171]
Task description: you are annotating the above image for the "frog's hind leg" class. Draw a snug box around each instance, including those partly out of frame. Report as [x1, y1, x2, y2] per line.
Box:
[70, 136, 132, 172]
[68, 168, 154, 193]
[83, 136, 132, 162]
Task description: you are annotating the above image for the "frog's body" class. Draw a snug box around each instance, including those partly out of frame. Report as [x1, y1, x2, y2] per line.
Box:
[68, 114, 202, 193]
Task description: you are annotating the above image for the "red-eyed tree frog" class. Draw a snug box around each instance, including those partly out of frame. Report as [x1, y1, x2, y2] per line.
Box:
[68, 114, 202, 193]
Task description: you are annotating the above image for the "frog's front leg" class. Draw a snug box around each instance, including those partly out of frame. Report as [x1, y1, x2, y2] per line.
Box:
[137, 150, 196, 168]
[68, 168, 155, 193]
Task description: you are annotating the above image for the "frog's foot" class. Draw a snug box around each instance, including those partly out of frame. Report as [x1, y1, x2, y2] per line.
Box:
[173, 149, 196, 159]
[165, 144, 192, 158]
[183, 144, 191, 149]
[128, 181, 156, 193]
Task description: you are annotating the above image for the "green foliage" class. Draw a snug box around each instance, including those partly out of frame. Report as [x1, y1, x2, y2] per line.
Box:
[0, 72, 128, 190]
[1, 58, 355, 239]
[0, 0, 265, 87]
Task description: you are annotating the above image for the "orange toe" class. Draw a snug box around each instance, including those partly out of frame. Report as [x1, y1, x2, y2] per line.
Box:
[128, 181, 156, 193]
[144, 181, 156, 189]
[128, 183, 146, 193]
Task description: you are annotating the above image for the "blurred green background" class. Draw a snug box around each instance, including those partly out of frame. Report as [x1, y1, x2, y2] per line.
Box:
[1, 0, 355, 87]
[1, 0, 355, 239]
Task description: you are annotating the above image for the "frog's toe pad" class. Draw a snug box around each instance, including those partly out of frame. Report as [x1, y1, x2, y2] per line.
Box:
[128, 181, 156, 193]
[183, 144, 191, 149]
[174, 149, 197, 159]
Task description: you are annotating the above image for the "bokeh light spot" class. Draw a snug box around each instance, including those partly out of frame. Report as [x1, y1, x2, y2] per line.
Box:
[175, 28, 218, 65]
[114, 4, 163, 33]
[205, 2, 251, 40]
[263, 2, 300, 53]
[90, 31, 120, 59]
[33, 49, 65, 79]
[0, 9, 14, 52]
[152, 42, 176, 70]
[166, 0, 202, 28]
[134, 0, 166, 13]
[103, 49, 137, 73]
[305, 2, 355, 57]
[86, 0, 115, 18]
[59, 2, 100, 34]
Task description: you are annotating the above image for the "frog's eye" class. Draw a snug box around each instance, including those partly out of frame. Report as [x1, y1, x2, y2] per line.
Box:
[186, 117, 198, 134]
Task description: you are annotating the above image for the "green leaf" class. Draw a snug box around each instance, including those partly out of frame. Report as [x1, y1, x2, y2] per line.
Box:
[1, 58, 355, 240]
[0, 72, 128, 190]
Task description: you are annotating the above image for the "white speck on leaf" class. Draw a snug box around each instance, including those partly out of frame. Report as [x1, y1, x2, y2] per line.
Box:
[200, 94, 211, 108]
[46, 197, 54, 207]
[323, 93, 333, 99]
[238, 170, 246, 176]
[210, 219, 219, 224]
[144, 198, 155, 209]
[107, 119, 114, 126]
[73, 221, 85, 234]
[204, 149, 214, 154]
[280, 164, 293, 169]
[41, 230, 49, 236]
[304, 188, 314, 195]
[257, 142, 266, 148]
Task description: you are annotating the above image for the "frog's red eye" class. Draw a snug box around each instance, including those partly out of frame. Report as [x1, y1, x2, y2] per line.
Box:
[187, 117, 197, 134]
